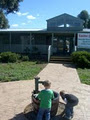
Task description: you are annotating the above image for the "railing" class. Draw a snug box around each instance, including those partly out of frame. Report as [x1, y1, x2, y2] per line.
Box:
[48, 45, 52, 62]
[75, 46, 77, 51]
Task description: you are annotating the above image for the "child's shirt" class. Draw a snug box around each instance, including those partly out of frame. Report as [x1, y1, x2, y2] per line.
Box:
[64, 94, 79, 104]
[37, 89, 54, 109]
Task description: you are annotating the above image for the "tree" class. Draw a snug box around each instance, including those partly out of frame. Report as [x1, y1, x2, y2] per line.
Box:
[0, 10, 9, 29]
[78, 10, 90, 28]
[0, 0, 23, 14]
[87, 19, 90, 28]
[0, 0, 23, 29]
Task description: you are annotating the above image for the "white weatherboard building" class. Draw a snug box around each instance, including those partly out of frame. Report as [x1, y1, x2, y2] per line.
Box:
[0, 13, 90, 61]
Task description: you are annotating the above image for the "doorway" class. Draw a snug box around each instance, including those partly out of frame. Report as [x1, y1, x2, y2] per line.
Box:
[53, 36, 73, 56]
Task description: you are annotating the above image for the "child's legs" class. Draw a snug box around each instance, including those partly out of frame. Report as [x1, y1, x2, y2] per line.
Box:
[69, 107, 74, 117]
[44, 108, 51, 120]
[65, 104, 73, 118]
[37, 108, 45, 120]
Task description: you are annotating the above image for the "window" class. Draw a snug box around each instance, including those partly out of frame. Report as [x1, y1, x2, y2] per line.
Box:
[31, 34, 47, 45]
[0, 33, 10, 44]
[21, 34, 30, 44]
[11, 33, 21, 44]
[11, 33, 30, 44]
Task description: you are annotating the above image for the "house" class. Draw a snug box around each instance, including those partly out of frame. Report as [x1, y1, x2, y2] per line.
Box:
[0, 13, 90, 61]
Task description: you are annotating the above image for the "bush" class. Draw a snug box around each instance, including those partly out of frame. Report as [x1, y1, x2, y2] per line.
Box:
[0, 55, 1, 62]
[71, 51, 90, 68]
[21, 55, 29, 61]
[36, 60, 42, 64]
[77, 56, 90, 68]
[0, 52, 19, 63]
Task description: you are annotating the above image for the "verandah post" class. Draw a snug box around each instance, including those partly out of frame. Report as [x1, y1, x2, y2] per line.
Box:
[10, 32, 11, 51]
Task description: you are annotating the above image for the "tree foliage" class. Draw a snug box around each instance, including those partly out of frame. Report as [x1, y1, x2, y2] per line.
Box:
[78, 10, 90, 28]
[0, 0, 23, 29]
[87, 19, 90, 28]
[0, 10, 9, 29]
[0, 0, 23, 14]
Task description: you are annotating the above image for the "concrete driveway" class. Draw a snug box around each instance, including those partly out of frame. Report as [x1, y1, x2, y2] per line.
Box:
[0, 63, 90, 120]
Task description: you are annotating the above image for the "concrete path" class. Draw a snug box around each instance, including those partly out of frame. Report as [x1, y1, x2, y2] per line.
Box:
[0, 63, 90, 120]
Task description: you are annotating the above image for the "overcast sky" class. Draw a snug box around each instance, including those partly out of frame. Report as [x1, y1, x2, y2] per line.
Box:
[7, 0, 90, 29]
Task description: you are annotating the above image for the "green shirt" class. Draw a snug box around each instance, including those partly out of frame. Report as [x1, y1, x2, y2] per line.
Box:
[38, 89, 54, 109]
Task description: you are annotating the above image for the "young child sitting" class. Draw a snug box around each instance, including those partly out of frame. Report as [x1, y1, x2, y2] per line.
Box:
[60, 90, 79, 120]
[36, 80, 54, 120]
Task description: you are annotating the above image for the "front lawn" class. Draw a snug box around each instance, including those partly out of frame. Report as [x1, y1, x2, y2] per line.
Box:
[77, 68, 90, 85]
[0, 61, 47, 82]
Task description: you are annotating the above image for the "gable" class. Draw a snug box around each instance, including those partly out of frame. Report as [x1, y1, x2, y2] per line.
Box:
[47, 13, 83, 22]
[47, 13, 84, 31]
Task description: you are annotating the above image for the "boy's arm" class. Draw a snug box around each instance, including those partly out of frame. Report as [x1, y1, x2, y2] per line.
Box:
[33, 97, 39, 103]
[63, 98, 67, 103]
[52, 91, 55, 100]
[60, 95, 67, 104]
[37, 92, 42, 100]
[52, 95, 54, 100]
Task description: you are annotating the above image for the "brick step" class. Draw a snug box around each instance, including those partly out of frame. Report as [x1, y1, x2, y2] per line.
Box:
[50, 56, 71, 58]
[50, 56, 72, 63]
[50, 58, 71, 61]
[50, 61, 72, 64]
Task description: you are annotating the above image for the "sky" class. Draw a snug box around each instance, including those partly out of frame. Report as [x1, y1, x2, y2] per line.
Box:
[7, 0, 90, 29]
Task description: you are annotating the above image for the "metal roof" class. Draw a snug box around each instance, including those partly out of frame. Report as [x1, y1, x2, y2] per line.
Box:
[0, 28, 46, 32]
[0, 28, 90, 33]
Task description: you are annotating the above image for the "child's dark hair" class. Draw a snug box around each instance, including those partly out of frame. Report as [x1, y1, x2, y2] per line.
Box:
[43, 80, 51, 87]
[60, 90, 65, 96]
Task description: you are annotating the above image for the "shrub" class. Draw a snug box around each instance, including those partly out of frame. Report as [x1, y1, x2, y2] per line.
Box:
[0, 55, 1, 62]
[21, 55, 29, 61]
[0, 52, 19, 63]
[36, 60, 42, 64]
[71, 51, 90, 68]
[77, 56, 90, 68]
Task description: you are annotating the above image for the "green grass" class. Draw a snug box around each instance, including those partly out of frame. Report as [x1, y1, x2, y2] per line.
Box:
[0, 61, 47, 82]
[77, 68, 90, 85]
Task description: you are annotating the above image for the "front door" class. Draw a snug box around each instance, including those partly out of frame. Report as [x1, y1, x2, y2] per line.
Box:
[57, 37, 72, 55]
[53, 35, 73, 55]
[57, 37, 64, 54]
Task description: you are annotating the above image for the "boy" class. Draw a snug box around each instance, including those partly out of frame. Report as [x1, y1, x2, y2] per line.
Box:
[36, 80, 54, 120]
[60, 90, 79, 120]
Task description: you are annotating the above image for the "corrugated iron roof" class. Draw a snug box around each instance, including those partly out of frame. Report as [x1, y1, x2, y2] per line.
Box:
[0, 28, 46, 32]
